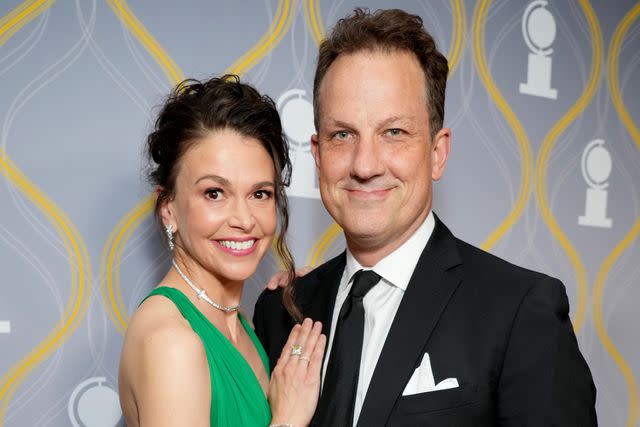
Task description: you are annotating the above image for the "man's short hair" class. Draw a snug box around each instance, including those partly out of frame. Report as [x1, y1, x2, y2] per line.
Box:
[313, 8, 449, 140]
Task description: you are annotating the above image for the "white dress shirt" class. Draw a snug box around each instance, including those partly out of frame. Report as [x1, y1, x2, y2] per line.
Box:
[321, 211, 435, 426]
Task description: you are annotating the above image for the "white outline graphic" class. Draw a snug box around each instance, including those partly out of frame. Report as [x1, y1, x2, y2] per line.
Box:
[277, 89, 320, 199]
[0, 320, 10, 334]
[578, 139, 613, 228]
[68, 376, 122, 427]
[519, 0, 558, 99]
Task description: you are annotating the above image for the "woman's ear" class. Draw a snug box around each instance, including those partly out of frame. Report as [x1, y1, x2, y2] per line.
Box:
[158, 187, 177, 232]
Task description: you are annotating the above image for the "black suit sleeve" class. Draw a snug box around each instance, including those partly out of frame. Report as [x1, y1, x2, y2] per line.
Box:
[497, 277, 597, 426]
[253, 292, 268, 352]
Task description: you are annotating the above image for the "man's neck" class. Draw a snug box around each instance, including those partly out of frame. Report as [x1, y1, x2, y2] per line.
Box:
[346, 210, 432, 267]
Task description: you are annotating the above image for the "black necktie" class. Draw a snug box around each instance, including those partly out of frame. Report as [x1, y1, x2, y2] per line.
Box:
[315, 269, 381, 427]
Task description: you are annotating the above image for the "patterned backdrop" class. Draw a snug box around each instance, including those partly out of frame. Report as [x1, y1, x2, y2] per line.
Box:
[0, 0, 638, 426]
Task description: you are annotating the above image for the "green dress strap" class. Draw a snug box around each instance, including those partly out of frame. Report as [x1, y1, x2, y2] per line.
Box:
[142, 286, 271, 426]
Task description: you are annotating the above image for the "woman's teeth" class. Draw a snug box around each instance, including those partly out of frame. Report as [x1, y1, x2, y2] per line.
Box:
[218, 240, 255, 250]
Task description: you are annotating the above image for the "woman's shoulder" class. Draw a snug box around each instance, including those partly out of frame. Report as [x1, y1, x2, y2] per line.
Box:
[120, 289, 209, 397]
[126, 291, 204, 357]
[120, 291, 212, 425]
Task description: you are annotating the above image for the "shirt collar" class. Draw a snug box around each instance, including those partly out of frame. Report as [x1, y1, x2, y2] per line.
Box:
[344, 211, 435, 291]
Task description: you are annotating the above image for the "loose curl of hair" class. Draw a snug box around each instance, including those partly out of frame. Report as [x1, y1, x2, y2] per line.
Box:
[313, 8, 449, 141]
[147, 75, 301, 322]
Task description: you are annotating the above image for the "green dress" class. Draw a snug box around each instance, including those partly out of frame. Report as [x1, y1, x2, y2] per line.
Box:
[142, 286, 271, 426]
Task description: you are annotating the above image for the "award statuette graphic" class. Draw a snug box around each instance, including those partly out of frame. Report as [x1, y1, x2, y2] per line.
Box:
[68, 377, 122, 427]
[578, 139, 613, 228]
[519, 0, 558, 99]
[277, 89, 320, 199]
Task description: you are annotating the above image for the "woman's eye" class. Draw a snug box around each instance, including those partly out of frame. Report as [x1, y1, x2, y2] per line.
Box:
[205, 189, 222, 200]
[254, 190, 273, 200]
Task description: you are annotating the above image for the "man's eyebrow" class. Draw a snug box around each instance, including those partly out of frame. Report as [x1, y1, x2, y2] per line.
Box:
[194, 174, 230, 186]
[322, 117, 355, 129]
[322, 116, 416, 129]
[377, 116, 415, 128]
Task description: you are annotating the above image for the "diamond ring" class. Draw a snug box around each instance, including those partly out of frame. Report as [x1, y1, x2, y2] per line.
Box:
[291, 344, 303, 356]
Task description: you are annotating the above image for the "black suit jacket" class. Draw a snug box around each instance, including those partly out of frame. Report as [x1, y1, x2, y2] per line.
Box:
[254, 216, 597, 426]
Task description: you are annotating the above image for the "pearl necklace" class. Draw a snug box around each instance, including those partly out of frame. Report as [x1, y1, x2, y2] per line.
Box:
[171, 259, 240, 313]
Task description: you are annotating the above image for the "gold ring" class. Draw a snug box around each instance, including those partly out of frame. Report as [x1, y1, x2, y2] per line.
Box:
[299, 355, 311, 363]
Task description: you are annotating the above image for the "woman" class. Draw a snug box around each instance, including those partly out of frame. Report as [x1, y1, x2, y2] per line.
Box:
[119, 76, 326, 426]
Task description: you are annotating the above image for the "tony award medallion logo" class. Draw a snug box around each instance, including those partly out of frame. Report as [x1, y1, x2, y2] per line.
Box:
[68, 377, 122, 427]
[578, 139, 613, 228]
[0, 320, 9, 334]
[277, 89, 320, 199]
[519, 0, 558, 99]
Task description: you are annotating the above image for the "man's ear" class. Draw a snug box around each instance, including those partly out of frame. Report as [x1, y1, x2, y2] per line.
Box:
[431, 127, 451, 181]
[311, 133, 320, 169]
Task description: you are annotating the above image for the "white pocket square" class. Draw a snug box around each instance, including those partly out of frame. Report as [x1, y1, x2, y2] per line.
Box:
[402, 353, 459, 396]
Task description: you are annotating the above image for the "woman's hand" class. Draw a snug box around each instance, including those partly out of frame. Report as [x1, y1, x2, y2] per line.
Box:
[268, 318, 326, 427]
[265, 267, 313, 290]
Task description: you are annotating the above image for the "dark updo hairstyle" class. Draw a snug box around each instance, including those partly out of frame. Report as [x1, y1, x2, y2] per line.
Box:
[147, 75, 301, 322]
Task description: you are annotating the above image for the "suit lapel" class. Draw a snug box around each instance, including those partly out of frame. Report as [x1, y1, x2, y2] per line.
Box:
[357, 217, 463, 427]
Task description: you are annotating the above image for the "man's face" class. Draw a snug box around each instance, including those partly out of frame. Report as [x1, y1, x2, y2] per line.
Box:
[312, 50, 450, 262]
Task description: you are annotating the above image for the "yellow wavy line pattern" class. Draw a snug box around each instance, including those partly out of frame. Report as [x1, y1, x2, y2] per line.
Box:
[0, 0, 53, 46]
[472, 0, 533, 253]
[594, 3, 640, 426]
[608, 4, 640, 147]
[306, 222, 342, 267]
[534, 0, 603, 335]
[0, 154, 90, 422]
[305, 0, 467, 267]
[594, 225, 640, 427]
[225, 0, 295, 76]
[304, 0, 324, 46]
[101, 194, 156, 334]
[106, 0, 184, 84]
[447, 0, 466, 77]
[101, 0, 185, 334]
[0, 2, 91, 425]
[103, 0, 296, 332]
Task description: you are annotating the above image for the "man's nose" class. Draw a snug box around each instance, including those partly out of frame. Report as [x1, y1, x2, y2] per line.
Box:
[350, 135, 384, 180]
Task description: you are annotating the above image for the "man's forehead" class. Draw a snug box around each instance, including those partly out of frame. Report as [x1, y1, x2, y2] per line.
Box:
[316, 52, 426, 97]
[316, 90, 428, 128]
[319, 49, 424, 84]
[320, 114, 419, 128]
[314, 50, 429, 129]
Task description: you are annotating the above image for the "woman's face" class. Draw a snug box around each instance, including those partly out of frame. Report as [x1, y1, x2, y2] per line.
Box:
[162, 128, 278, 284]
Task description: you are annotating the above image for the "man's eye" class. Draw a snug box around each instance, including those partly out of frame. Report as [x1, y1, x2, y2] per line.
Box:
[205, 189, 222, 200]
[254, 190, 273, 200]
[335, 130, 350, 139]
[387, 128, 403, 137]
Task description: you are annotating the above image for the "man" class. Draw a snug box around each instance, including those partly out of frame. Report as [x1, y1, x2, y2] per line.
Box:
[254, 8, 596, 426]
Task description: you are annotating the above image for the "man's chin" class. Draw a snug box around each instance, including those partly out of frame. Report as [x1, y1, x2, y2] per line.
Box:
[343, 223, 389, 245]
